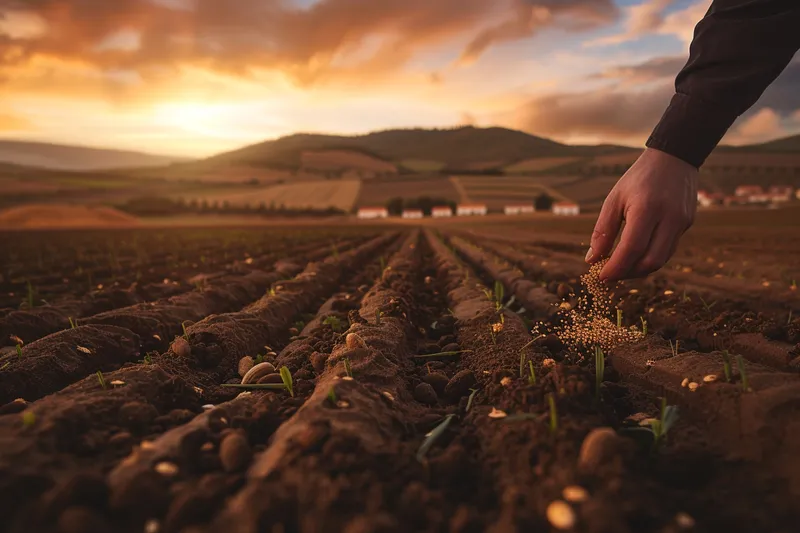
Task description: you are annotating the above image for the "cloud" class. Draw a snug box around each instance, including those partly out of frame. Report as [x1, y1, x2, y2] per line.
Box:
[590, 55, 685, 84]
[0, 0, 619, 88]
[588, 0, 710, 47]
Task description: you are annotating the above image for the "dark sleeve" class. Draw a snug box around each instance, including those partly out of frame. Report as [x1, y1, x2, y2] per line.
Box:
[646, 0, 800, 168]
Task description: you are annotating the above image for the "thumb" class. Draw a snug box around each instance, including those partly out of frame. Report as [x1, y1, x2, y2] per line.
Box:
[587, 196, 622, 263]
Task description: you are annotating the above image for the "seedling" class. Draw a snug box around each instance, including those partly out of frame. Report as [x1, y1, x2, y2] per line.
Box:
[616, 309, 623, 328]
[736, 355, 750, 392]
[294, 320, 306, 331]
[344, 357, 353, 377]
[22, 411, 35, 428]
[489, 324, 497, 345]
[327, 386, 337, 404]
[519, 352, 526, 378]
[547, 393, 558, 435]
[528, 361, 536, 386]
[640, 317, 648, 335]
[323, 315, 344, 333]
[181, 321, 190, 340]
[518, 334, 545, 357]
[140, 352, 155, 365]
[721, 350, 732, 382]
[16, 344, 22, 358]
[96, 370, 107, 390]
[269, 287, 276, 296]
[375, 309, 382, 326]
[698, 295, 717, 312]
[280, 366, 294, 397]
[416, 414, 455, 462]
[465, 388, 479, 412]
[648, 397, 679, 452]
[682, 290, 690, 302]
[669, 339, 679, 357]
[595, 346, 605, 401]
[0, 361, 9, 371]
[493, 280, 505, 311]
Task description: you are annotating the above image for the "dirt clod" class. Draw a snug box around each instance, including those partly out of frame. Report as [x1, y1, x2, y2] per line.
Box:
[422, 373, 450, 395]
[445, 369, 476, 399]
[219, 432, 252, 473]
[413, 382, 438, 405]
[57, 506, 109, 533]
[237, 356, 254, 377]
[171, 337, 191, 358]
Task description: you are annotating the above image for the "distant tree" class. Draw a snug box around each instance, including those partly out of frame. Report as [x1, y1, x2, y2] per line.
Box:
[535, 193, 554, 211]
[386, 197, 404, 216]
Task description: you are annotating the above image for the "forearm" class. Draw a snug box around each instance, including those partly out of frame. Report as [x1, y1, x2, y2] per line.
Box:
[646, 0, 800, 168]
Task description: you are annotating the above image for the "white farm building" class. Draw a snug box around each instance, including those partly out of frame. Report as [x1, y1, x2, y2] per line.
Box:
[456, 204, 488, 216]
[401, 209, 424, 219]
[504, 204, 535, 215]
[431, 206, 453, 218]
[552, 202, 580, 216]
[356, 207, 389, 219]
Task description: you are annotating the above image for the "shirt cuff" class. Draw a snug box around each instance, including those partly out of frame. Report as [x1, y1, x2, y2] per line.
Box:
[645, 92, 739, 169]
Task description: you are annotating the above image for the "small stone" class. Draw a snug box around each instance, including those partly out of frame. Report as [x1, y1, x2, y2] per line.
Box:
[445, 369, 476, 399]
[681, 378, 690, 388]
[546, 500, 576, 529]
[703, 374, 717, 383]
[219, 432, 252, 473]
[559, 302, 573, 311]
[154, 462, 179, 477]
[688, 382, 699, 392]
[413, 383, 438, 405]
[238, 356, 254, 377]
[311, 352, 328, 374]
[488, 407, 507, 419]
[171, 337, 191, 358]
[562, 485, 589, 503]
[578, 427, 623, 474]
[675, 512, 695, 529]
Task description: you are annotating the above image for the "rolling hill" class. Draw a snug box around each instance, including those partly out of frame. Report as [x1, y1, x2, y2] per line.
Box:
[0, 140, 190, 171]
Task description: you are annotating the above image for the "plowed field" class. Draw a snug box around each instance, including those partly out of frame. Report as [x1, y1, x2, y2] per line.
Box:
[0, 222, 798, 533]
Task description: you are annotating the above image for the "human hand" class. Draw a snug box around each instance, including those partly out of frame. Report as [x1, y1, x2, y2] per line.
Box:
[585, 147, 698, 281]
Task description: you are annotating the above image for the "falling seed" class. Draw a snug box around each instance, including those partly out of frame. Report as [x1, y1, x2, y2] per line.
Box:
[110, 380, 125, 387]
[382, 391, 394, 401]
[546, 500, 576, 530]
[245, 257, 253, 265]
[629, 289, 639, 294]
[562, 485, 589, 503]
[703, 374, 717, 383]
[153, 334, 162, 341]
[500, 376, 512, 387]
[664, 290, 674, 296]
[675, 512, 696, 529]
[154, 462, 179, 476]
[688, 382, 699, 392]
[681, 378, 690, 388]
[77, 346, 92, 354]
[488, 407, 507, 419]
[648, 307, 655, 313]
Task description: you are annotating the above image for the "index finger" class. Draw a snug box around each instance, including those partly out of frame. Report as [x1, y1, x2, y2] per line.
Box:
[599, 210, 656, 282]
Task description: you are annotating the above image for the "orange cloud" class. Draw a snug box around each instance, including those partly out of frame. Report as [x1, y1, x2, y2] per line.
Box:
[0, 110, 31, 131]
[0, 0, 619, 88]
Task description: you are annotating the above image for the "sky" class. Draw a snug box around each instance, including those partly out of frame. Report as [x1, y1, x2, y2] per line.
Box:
[0, 0, 798, 157]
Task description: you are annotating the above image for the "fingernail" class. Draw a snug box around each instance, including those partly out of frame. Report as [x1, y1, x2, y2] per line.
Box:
[584, 247, 594, 263]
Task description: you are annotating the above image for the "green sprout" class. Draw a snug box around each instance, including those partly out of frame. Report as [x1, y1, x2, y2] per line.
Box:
[344, 357, 353, 378]
[647, 397, 679, 452]
[68, 317, 76, 329]
[416, 414, 455, 462]
[293, 320, 306, 331]
[269, 287, 276, 296]
[375, 309, 382, 326]
[489, 324, 497, 345]
[0, 361, 9, 371]
[736, 355, 750, 392]
[640, 317, 648, 335]
[96, 370, 107, 390]
[616, 309, 623, 328]
[323, 316, 344, 333]
[181, 321, 190, 340]
[493, 280, 505, 311]
[280, 366, 294, 397]
[528, 361, 536, 385]
[698, 295, 717, 312]
[547, 394, 558, 435]
[595, 346, 605, 401]
[721, 350, 732, 382]
[327, 386, 337, 404]
[465, 388, 479, 412]
[16, 344, 23, 358]
[140, 352, 155, 365]
[22, 411, 35, 428]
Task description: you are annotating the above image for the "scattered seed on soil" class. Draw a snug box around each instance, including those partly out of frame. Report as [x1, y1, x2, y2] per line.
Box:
[109, 380, 125, 387]
[688, 382, 699, 392]
[681, 378, 690, 388]
[219, 432, 252, 473]
[336, 400, 350, 409]
[703, 374, 718, 383]
[488, 407, 507, 419]
[382, 391, 394, 401]
[546, 500, 576, 530]
[154, 462, 179, 477]
[76, 346, 92, 354]
[562, 485, 589, 503]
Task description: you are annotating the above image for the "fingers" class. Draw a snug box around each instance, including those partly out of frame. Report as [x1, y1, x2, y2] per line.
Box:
[627, 222, 682, 278]
[586, 196, 623, 263]
[599, 208, 657, 281]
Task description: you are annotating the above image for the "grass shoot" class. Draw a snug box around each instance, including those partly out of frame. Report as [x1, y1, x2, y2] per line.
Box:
[528, 360, 536, 385]
[344, 357, 353, 378]
[181, 321, 190, 340]
[375, 309, 382, 326]
[595, 346, 605, 401]
[466, 388, 479, 412]
[648, 397, 679, 452]
[416, 414, 455, 462]
[493, 280, 505, 311]
[736, 355, 750, 392]
[640, 317, 648, 335]
[616, 309, 622, 328]
[721, 350, 732, 382]
[327, 387, 337, 404]
[547, 393, 558, 435]
[669, 339, 679, 357]
[96, 370, 107, 390]
[22, 411, 35, 428]
[69, 317, 76, 329]
[280, 366, 294, 397]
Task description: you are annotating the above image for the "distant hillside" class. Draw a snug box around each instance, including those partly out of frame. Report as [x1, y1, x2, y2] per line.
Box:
[0, 140, 190, 171]
[722, 134, 800, 153]
[203, 127, 634, 171]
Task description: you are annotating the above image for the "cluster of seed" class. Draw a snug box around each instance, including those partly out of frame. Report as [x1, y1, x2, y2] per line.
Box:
[536, 258, 644, 354]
